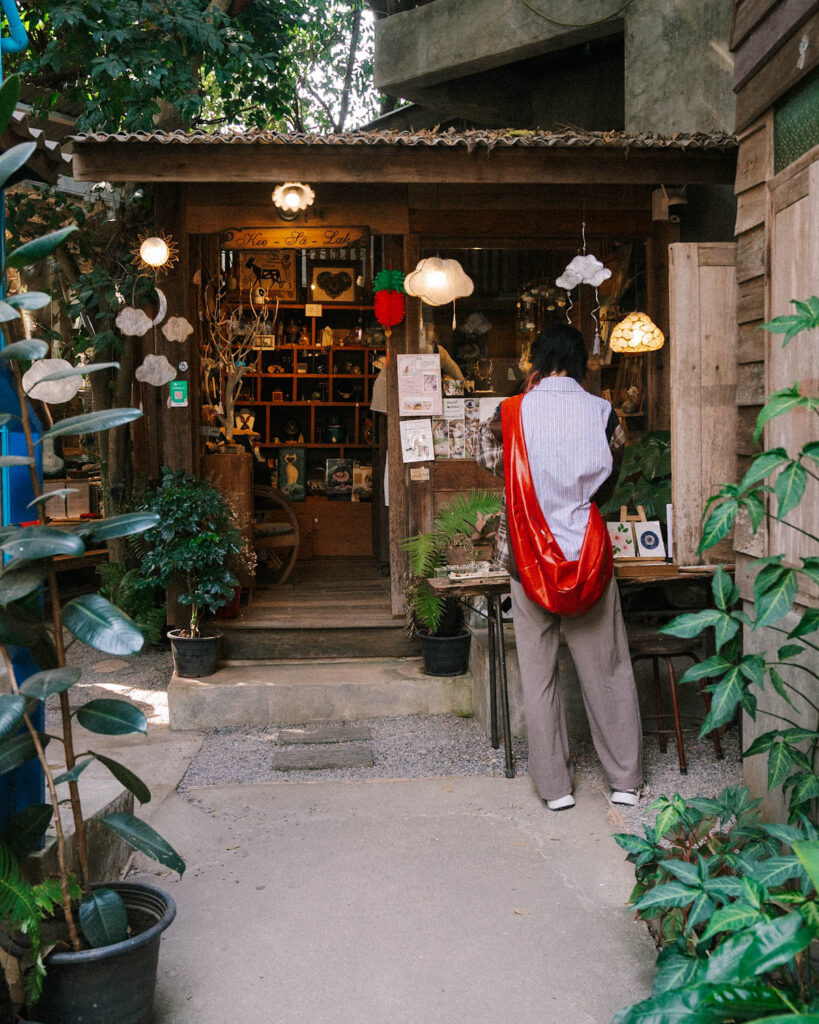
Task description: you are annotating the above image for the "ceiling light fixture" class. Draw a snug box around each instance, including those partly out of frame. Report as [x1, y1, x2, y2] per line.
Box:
[272, 182, 315, 220]
[133, 233, 179, 274]
[609, 312, 665, 353]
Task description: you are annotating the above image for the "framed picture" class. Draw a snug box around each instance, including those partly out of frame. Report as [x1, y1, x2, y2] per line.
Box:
[308, 260, 359, 304]
[239, 251, 300, 302]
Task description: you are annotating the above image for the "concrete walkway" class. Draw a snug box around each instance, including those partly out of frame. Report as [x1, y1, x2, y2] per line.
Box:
[131, 765, 655, 1024]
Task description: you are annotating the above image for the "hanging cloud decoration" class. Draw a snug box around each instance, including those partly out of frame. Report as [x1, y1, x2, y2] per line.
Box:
[22, 359, 83, 404]
[116, 306, 153, 337]
[162, 316, 194, 343]
[404, 257, 474, 306]
[135, 354, 177, 387]
[556, 254, 612, 291]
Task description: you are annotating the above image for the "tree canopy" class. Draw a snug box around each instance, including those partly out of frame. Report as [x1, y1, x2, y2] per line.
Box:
[13, 0, 378, 133]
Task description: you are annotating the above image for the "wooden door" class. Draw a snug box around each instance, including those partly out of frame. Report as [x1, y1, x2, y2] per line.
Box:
[669, 243, 739, 564]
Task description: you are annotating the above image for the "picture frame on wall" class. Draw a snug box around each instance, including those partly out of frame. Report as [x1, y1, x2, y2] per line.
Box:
[239, 251, 300, 302]
[308, 260, 359, 304]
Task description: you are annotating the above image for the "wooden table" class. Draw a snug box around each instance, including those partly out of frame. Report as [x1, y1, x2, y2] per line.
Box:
[428, 574, 514, 777]
[614, 561, 731, 584]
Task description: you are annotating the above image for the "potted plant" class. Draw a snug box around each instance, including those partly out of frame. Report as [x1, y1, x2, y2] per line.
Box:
[0, 73, 184, 1023]
[138, 467, 246, 677]
[403, 490, 502, 676]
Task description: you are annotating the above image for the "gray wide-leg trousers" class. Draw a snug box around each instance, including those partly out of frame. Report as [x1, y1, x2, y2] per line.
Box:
[510, 577, 643, 801]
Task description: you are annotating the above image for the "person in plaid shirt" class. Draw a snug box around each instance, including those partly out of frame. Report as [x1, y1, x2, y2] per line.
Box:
[476, 324, 642, 811]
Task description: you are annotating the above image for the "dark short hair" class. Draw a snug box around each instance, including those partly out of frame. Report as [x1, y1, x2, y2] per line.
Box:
[529, 323, 587, 382]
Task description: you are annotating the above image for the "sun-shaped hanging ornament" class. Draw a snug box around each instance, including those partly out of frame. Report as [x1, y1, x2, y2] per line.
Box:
[132, 233, 179, 276]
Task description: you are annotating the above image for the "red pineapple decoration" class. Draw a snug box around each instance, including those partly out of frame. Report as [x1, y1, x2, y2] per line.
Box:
[373, 268, 405, 337]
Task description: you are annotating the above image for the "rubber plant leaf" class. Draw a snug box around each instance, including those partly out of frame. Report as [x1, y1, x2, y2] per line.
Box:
[76, 512, 159, 543]
[41, 407, 142, 440]
[90, 751, 151, 804]
[79, 888, 129, 948]
[0, 803, 52, 859]
[0, 338, 48, 361]
[0, 731, 48, 774]
[0, 526, 84, 561]
[5, 225, 78, 270]
[0, 693, 25, 741]
[19, 667, 82, 702]
[100, 811, 185, 876]
[0, 563, 48, 605]
[61, 594, 145, 655]
[75, 698, 147, 736]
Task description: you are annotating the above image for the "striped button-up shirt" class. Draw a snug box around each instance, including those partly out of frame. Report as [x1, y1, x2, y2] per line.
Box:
[476, 378, 623, 574]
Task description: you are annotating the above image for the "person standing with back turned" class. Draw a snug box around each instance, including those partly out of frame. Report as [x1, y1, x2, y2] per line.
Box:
[477, 323, 643, 811]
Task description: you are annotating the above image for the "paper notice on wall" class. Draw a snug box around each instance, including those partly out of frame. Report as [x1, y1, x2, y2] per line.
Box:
[396, 353, 442, 417]
[400, 418, 434, 463]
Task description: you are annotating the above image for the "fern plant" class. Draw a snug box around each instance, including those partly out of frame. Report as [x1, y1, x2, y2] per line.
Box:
[402, 490, 502, 635]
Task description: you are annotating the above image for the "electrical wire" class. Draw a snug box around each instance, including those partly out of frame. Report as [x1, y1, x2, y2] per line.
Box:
[518, 0, 634, 28]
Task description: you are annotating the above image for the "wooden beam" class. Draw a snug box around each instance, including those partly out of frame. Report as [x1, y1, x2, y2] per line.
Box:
[73, 140, 737, 187]
[732, 0, 817, 89]
[408, 208, 654, 237]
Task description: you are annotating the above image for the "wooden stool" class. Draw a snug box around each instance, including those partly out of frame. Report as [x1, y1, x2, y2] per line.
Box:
[627, 626, 724, 774]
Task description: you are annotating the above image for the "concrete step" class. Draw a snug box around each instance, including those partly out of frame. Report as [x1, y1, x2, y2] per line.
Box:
[168, 657, 472, 731]
[217, 624, 417, 661]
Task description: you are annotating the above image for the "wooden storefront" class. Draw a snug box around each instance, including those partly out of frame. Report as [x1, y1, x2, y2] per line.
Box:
[72, 129, 737, 615]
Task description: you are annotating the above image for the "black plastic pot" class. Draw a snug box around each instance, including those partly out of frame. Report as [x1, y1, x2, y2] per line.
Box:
[31, 882, 176, 1024]
[418, 629, 471, 676]
[168, 629, 220, 677]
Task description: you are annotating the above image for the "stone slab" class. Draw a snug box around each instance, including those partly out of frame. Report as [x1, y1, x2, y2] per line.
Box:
[270, 743, 374, 771]
[169, 657, 471, 730]
[277, 724, 372, 745]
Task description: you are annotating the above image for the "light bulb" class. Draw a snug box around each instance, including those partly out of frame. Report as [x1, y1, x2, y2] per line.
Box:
[139, 237, 170, 268]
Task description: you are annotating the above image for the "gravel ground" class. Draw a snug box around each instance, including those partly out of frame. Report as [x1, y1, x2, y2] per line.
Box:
[49, 635, 744, 836]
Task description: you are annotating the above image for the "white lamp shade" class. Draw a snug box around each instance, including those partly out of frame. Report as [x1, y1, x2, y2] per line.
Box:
[139, 236, 170, 268]
[404, 257, 474, 306]
[272, 182, 315, 212]
[609, 312, 665, 353]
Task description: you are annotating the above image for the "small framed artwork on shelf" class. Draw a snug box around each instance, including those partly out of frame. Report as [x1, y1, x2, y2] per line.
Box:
[308, 260, 359, 304]
[239, 251, 300, 302]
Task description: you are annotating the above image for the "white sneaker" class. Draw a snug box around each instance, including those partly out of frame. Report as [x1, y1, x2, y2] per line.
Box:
[610, 789, 639, 806]
[546, 794, 576, 811]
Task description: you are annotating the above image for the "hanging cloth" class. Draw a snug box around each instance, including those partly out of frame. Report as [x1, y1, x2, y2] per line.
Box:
[501, 394, 612, 616]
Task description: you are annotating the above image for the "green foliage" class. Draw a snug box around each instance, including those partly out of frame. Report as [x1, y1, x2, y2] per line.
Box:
[600, 430, 672, 522]
[402, 490, 502, 635]
[14, 0, 378, 133]
[98, 562, 166, 645]
[617, 301, 819, 1023]
[138, 468, 244, 636]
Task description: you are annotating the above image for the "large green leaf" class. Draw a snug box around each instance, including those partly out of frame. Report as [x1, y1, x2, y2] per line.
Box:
[79, 887, 129, 948]
[651, 945, 699, 996]
[79, 511, 159, 543]
[739, 448, 790, 491]
[0, 141, 36, 195]
[0, 732, 48, 775]
[792, 840, 819, 891]
[789, 607, 819, 638]
[41, 407, 142, 441]
[28, 361, 119, 386]
[61, 594, 144, 655]
[679, 655, 734, 684]
[755, 384, 809, 442]
[5, 225, 78, 270]
[90, 751, 151, 804]
[661, 609, 724, 639]
[53, 758, 93, 785]
[613, 984, 713, 1024]
[0, 693, 25, 741]
[99, 811, 185, 875]
[0, 803, 52, 859]
[0, 338, 49, 362]
[5, 292, 52, 311]
[0, 603, 48, 646]
[0, 526, 85, 561]
[20, 666, 81, 701]
[0, 563, 48, 605]
[633, 881, 698, 911]
[742, 1016, 819, 1024]
[0, 301, 20, 323]
[767, 741, 794, 789]
[748, 855, 804, 889]
[699, 499, 738, 552]
[774, 462, 807, 520]
[700, 667, 744, 734]
[700, 904, 763, 942]
[711, 566, 739, 612]
[0, 455, 33, 467]
[0, 75, 20, 133]
[75, 698, 147, 736]
[754, 568, 798, 629]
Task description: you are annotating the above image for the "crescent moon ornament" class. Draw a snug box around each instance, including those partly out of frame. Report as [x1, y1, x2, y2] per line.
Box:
[152, 289, 168, 325]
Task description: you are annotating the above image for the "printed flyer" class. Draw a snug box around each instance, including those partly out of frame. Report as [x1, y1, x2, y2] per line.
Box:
[396, 353, 443, 417]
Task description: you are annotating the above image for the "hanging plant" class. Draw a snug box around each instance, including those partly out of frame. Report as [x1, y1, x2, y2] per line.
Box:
[373, 268, 405, 337]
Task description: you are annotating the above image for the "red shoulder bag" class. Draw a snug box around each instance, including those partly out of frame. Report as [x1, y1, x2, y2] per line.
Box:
[501, 394, 612, 617]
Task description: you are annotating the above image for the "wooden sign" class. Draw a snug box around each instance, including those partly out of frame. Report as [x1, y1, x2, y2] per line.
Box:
[222, 227, 368, 250]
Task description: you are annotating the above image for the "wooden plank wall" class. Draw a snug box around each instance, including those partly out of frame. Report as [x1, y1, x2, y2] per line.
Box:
[669, 244, 738, 565]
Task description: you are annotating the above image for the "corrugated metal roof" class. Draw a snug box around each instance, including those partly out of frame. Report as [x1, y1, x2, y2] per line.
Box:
[73, 126, 737, 152]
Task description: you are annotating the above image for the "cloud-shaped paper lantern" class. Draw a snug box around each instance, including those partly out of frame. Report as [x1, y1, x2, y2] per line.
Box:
[116, 306, 153, 337]
[135, 354, 177, 387]
[22, 359, 82, 404]
[556, 254, 612, 291]
[404, 258, 474, 307]
[162, 316, 194, 343]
